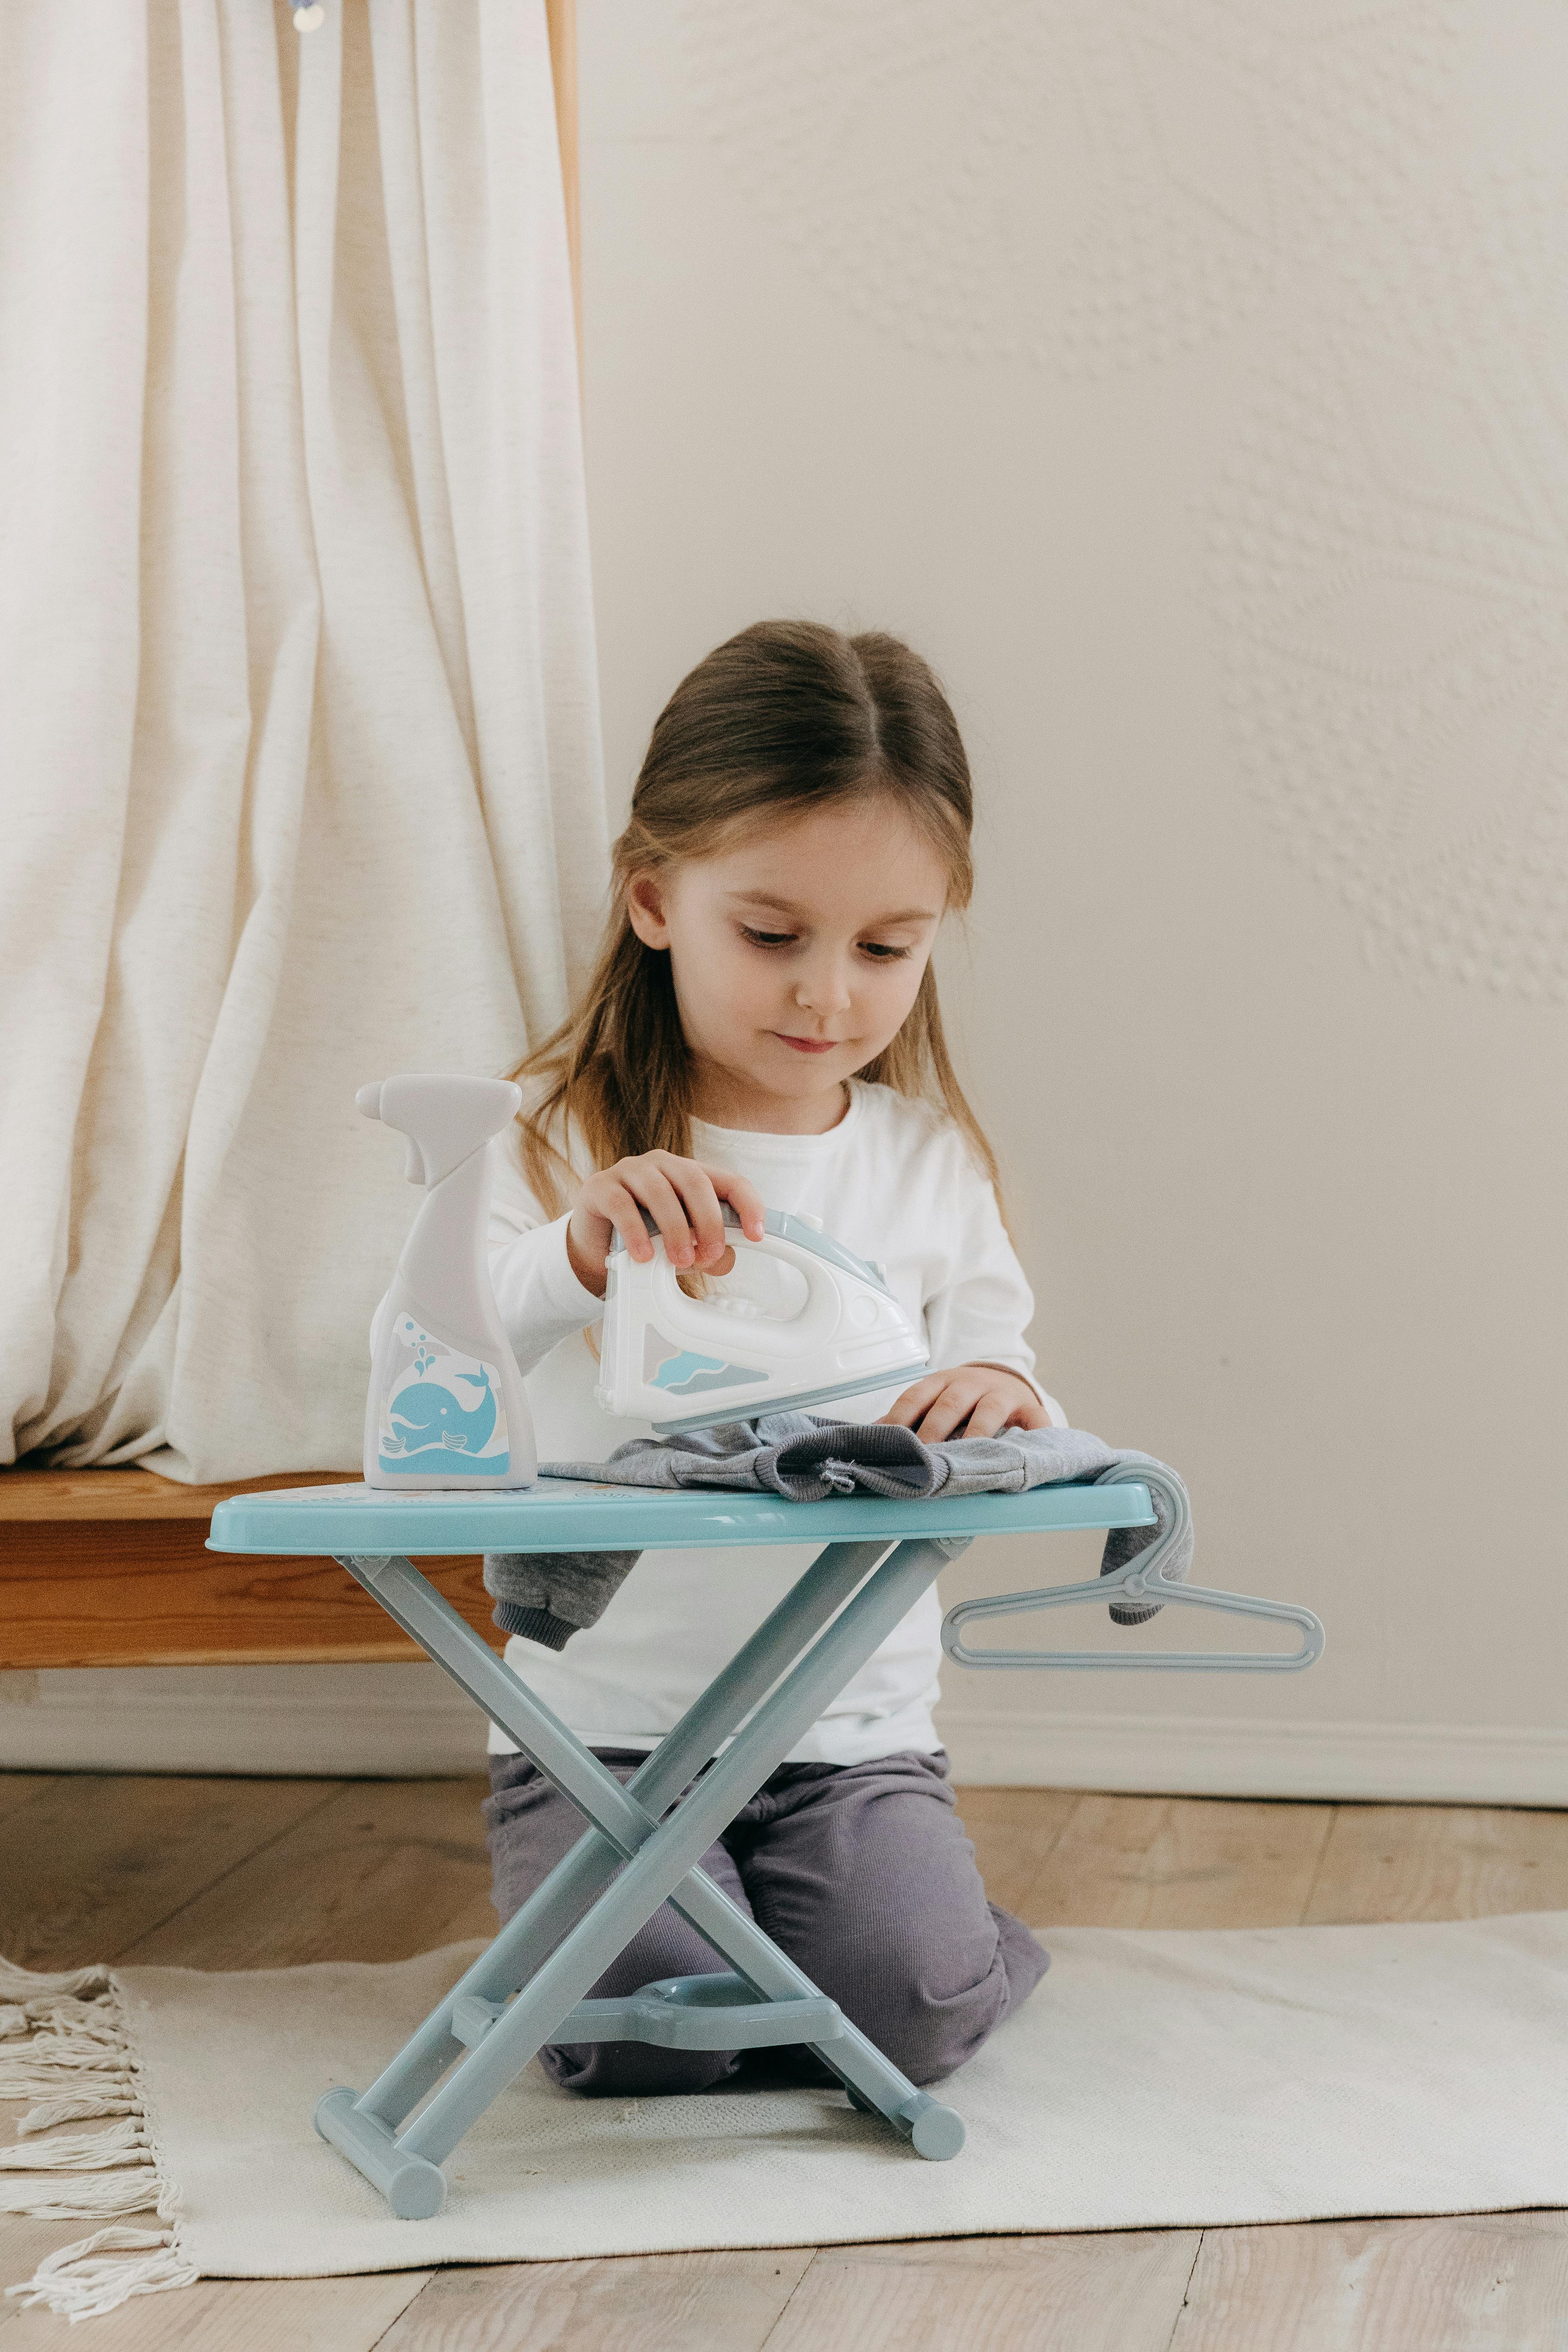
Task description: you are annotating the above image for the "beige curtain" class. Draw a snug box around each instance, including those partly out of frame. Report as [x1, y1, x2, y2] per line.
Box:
[0, 1, 605, 1480]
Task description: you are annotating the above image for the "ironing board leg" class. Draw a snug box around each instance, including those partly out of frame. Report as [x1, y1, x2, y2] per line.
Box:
[323, 1537, 970, 2194]
[393, 1535, 967, 2168]
[340, 1540, 894, 2131]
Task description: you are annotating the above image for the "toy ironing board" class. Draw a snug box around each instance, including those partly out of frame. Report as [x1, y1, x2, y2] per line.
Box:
[207, 1472, 1324, 2218]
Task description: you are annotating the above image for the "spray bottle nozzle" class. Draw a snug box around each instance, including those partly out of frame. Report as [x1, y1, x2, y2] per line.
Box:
[355, 1079, 424, 1180]
[357, 1072, 523, 1191]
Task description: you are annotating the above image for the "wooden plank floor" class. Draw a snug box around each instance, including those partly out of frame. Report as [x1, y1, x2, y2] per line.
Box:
[3, 1777, 1565, 2349]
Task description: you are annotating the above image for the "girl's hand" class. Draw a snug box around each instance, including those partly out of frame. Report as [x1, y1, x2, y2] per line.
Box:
[566, 1153, 766, 1299]
[882, 1364, 1047, 1444]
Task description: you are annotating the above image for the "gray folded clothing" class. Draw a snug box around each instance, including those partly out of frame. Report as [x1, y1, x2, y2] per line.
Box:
[484, 1414, 1191, 1649]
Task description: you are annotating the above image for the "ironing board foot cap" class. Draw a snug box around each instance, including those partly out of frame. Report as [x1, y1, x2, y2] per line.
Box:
[900, 2093, 965, 2160]
[314, 2086, 448, 2218]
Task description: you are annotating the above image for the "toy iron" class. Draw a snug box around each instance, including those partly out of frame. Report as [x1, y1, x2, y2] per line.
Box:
[596, 1204, 929, 1435]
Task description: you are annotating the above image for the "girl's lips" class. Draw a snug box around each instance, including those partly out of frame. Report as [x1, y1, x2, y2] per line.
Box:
[774, 1033, 839, 1054]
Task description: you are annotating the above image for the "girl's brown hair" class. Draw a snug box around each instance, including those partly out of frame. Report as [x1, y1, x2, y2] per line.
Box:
[514, 619, 999, 1211]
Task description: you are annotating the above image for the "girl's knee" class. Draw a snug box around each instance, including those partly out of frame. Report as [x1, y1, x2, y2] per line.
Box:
[865, 1975, 1005, 2084]
[829, 1926, 1044, 2085]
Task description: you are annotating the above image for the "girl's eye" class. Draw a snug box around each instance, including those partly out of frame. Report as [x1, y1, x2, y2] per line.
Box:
[740, 925, 796, 949]
[859, 941, 912, 961]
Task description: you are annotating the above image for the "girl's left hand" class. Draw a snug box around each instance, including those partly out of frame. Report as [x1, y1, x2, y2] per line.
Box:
[882, 1364, 1047, 1443]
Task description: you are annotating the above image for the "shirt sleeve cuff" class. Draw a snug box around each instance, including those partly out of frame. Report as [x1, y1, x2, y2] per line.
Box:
[533, 1214, 606, 1323]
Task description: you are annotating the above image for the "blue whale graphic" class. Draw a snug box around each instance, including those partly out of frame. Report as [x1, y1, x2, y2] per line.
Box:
[388, 1367, 498, 1455]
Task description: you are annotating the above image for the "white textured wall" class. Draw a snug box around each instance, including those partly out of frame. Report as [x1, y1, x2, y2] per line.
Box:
[577, 0, 1568, 1801]
[10, 0, 1562, 1788]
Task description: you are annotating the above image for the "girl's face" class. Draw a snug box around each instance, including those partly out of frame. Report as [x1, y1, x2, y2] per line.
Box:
[626, 795, 950, 1130]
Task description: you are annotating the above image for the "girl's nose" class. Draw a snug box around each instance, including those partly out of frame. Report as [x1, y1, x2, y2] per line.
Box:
[794, 958, 853, 1016]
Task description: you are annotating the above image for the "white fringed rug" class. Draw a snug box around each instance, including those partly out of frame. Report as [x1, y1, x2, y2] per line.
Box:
[6, 1913, 1568, 2320]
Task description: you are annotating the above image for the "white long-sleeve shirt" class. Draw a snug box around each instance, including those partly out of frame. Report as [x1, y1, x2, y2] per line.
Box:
[485, 1080, 1062, 1766]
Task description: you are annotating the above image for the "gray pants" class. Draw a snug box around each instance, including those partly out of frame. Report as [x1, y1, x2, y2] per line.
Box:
[483, 1747, 1048, 2098]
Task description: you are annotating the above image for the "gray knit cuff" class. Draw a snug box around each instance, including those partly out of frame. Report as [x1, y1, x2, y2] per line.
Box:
[482, 1548, 641, 1648]
[491, 1601, 577, 1652]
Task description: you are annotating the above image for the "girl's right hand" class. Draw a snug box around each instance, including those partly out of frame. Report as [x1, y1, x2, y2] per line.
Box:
[565, 1153, 767, 1299]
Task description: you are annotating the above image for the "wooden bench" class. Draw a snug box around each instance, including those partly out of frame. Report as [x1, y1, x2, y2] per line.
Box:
[0, 1468, 501, 1669]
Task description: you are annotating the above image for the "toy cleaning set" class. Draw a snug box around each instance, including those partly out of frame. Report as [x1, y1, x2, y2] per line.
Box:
[358, 1072, 928, 1481]
[205, 1073, 1325, 2218]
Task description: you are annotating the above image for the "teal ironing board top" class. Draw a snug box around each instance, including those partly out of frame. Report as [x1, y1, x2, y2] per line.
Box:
[207, 1476, 1156, 1558]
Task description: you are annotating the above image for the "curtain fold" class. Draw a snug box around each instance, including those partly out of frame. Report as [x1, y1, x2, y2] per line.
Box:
[1, 0, 604, 1480]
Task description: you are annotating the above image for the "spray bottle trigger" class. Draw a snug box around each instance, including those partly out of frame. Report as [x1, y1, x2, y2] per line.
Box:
[404, 1136, 427, 1186]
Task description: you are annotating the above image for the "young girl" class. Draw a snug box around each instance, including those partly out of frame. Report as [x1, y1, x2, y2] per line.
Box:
[483, 621, 1063, 2099]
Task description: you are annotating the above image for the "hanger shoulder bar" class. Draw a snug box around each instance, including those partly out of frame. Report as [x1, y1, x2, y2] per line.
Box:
[941, 1562, 1325, 1673]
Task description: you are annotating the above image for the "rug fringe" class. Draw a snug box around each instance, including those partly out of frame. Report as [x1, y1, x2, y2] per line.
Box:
[0, 1954, 189, 2317]
[5, 2227, 197, 2322]
[17, 2092, 139, 2133]
[0, 2171, 160, 2220]
[0, 2119, 148, 2171]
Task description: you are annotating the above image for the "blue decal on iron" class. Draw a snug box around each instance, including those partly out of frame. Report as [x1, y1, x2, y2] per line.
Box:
[652, 1351, 768, 1396]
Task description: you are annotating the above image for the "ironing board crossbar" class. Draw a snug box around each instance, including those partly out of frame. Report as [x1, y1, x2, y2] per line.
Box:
[453, 1978, 843, 2053]
[558, 1980, 847, 2052]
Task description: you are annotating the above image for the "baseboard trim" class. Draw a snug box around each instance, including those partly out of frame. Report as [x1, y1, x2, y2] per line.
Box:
[0, 1666, 487, 1777]
[5, 1677, 1567, 1805]
[934, 1706, 1568, 1808]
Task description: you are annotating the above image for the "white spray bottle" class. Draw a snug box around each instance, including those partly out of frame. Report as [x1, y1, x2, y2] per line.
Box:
[358, 1073, 537, 1491]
